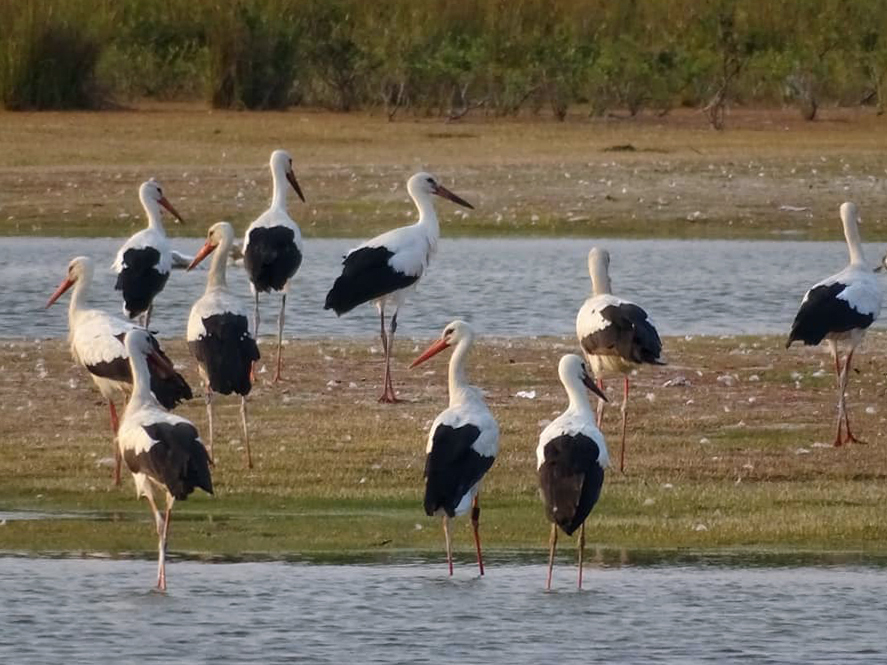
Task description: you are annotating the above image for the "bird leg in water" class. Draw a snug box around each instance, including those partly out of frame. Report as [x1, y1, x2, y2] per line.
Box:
[204, 385, 214, 464]
[546, 523, 558, 591]
[241, 396, 253, 469]
[443, 515, 453, 576]
[595, 378, 605, 428]
[109, 400, 121, 486]
[577, 522, 586, 590]
[274, 293, 286, 383]
[619, 376, 629, 474]
[471, 496, 485, 576]
[158, 504, 172, 592]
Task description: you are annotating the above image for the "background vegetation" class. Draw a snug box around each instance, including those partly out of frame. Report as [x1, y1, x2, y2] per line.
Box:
[1, 0, 885, 125]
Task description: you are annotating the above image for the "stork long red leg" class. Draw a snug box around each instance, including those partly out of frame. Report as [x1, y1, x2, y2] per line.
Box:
[546, 523, 557, 591]
[577, 522, 586, 590]
[109, 401, 121, 486]
[241, 395, 253, 469]
[158, 504, 172, 592]
[595, 378, 605, 428]
[204, 384, 214, 464]
[619, 376, 629, 474]
[841, 350, 865, 444]
[443, 515, 453, 576]
[274, 293, 286, 383]
[471, 496, 484, 576]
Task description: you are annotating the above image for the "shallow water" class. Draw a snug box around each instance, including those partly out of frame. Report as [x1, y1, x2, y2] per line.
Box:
[3, 236, 885, 339]
[1, 558, 885, 664]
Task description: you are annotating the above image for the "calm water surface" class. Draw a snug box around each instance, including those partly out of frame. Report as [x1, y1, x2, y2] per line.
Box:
[1, 558, 885, 664]
[2, 237, 885, 339]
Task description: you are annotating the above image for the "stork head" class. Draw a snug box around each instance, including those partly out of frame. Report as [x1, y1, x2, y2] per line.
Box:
[139, 179, 184, 224]
[270, 149, 305, 202]
[123, 329, 176, 375]
[587, 246, 612, 296]
[410, 320, 474, 368]
[407, 172, 474, 209]
[187, 221, 235, 271]
[46, 256, 93, 308]
[558, 354, 607, 402]
[840, 201, 859, 225]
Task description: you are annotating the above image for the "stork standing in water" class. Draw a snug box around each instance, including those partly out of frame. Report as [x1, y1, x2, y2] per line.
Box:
[46, 256, 192, 485]
[113, 180, 185, 327]
[537, 354, 609, 591]
[410, 320, 498, 576]
[787, 202, 882, 446]
[576, 247, 664, 473]
[326, 173, 473, 402]
[117, 329, 213, 591]
[188, 222, 261, 468]
[242, 149, 305, 383]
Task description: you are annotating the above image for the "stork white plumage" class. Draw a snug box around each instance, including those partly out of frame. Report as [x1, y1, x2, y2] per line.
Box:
[537, 354, 609, 591]
[187, 222, 261, 468]
[112, 180, 184, 327]
[576, 247, 664, 473]
[410, 320, 498, 576]
[242, 149, 305, 383]
[787, 202, 882, 446]
[117, 329, 213, 591]
[46, 256, 192, 485]
[326, 173, 474, 403]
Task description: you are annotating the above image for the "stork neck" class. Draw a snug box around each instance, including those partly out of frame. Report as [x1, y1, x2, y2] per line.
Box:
[143, 198, 165, 233]
[127, 347, 154, 408]
[67, 278, 89, 319]
[447, 337, 472, 407]
[590, 262, 612, 296]
[414, 193, 440, 235]
[564, 377, 595, 416]
[844, 216, 866, 265]
[271, 169, 289, 210]
[205, 236, 232, 291]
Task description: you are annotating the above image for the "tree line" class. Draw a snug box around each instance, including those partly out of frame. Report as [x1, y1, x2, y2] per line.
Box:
[1, 0, 885, 127]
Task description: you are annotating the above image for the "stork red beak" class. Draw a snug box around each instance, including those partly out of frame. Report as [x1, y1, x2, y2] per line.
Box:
[158, 196, 184, 224]
[410, 338, 451, 368]
[287, 170, 306, 203]
[582, 372, 608, 402]
[46, 278, 75, 308]
[187, 241, 217, 271]
[433, 184, 473, 210]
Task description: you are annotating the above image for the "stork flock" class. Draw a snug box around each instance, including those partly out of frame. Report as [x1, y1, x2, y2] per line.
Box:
[43, 147, 882, 592]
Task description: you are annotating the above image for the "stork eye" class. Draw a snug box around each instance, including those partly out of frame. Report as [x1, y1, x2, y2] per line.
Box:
[444, 327, 454, 336]
[426, 177, 434, 184]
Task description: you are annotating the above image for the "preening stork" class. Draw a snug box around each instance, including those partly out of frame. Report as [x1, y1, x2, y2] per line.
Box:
[326, 172, 473, 403]
[576, 247, 664, 473]
[117, 329, 213, 591]
[243, 149, 305, 383]
[187, 222, 261, 468]
[46, 256, 192, 485]
[410, 320, 498, 576]
[537, 354, 609, 591]
[112, 180, 185, 327]
[787, 202, 882, 446]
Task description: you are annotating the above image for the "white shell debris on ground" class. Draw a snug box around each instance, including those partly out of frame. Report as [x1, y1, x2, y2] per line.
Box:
[514, 390, 536, 399]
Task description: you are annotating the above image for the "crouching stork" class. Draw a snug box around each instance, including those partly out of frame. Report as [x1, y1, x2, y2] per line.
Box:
[787, 202, 882, 446]
[326, 172, 473, 403]
[188, 222, 261, 468]
[46, 256, 192, 485]
[117, 329, 213, 591]
[112, 179, 185, 327]
[576, 247, 664, 473]
[243, 149, 305, 383]
[410, 320, 498, 576]
[537, 354, 609, 591]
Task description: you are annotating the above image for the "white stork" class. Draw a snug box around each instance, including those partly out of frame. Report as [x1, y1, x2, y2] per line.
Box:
[46, 256, 192, 485]
[576, 247, 664, 473]
[326, 172, 473, 403]
[117, 329, 213, 591]
[242, 149, 305, 383]
[787, 202, 882, 446]
[112, 180, 185, 327]
[537, 354, 609, 591]
[410, 320, 498, 576]
[187, 222, 261, 468]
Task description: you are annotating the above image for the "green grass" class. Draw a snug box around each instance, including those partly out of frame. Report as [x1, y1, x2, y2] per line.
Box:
[4, 334, 887, 561]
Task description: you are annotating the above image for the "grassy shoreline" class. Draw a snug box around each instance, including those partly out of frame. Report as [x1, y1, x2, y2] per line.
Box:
[1, 105, 886, 240]
[3, 333, 887, 561]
